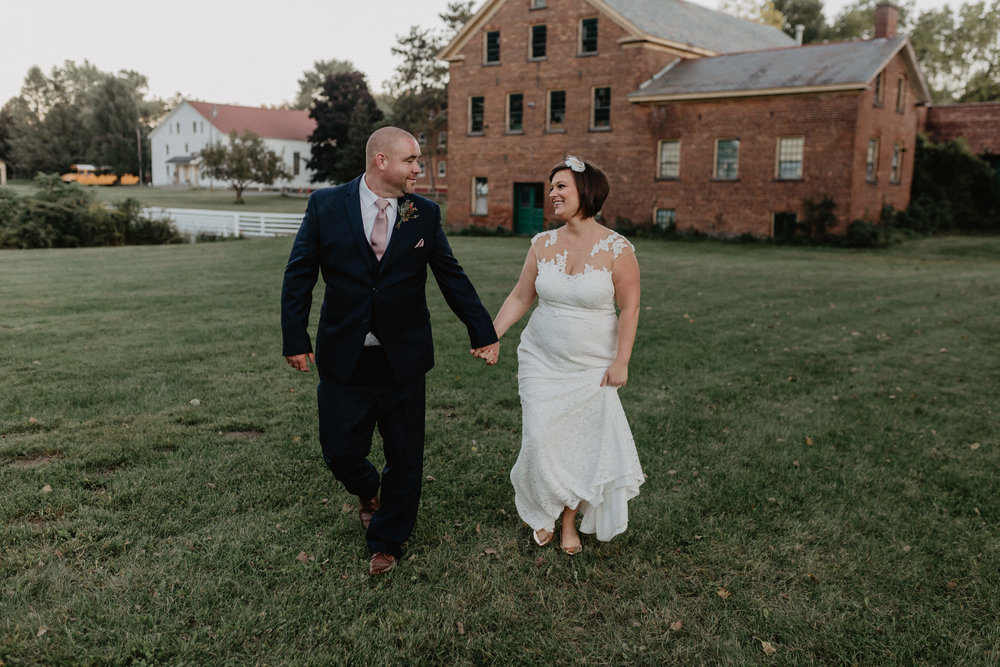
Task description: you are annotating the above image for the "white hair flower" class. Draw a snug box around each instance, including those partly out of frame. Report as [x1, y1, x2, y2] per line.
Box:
[564, 155, 585, 173]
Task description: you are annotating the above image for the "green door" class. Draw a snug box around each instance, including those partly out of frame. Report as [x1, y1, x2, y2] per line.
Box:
[513, 183, 545, 235]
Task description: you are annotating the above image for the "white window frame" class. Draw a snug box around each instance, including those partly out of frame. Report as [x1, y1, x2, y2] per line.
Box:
[579, 17, 598, 55]
[714, 139, 739, 180]
[657, 140, 680, 179]
[591, 86, 611, 130]
[775, 137, 804, 180]
[473, 176, 488, 216]
[866, 137, 880, 182]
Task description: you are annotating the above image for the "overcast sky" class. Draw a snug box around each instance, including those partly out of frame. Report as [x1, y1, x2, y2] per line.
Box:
[2, 0, 952, 109]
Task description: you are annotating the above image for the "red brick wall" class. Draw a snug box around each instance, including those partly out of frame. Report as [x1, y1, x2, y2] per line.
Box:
[445, 0, 920, 235]
[446, 0, 682, 229]
[848, 52, 920, 223]
[924, 102, 1000, 156]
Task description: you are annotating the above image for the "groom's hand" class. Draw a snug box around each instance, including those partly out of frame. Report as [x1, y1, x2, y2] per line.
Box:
[286, 353, 315, 372]
[470, 342, 500, 366]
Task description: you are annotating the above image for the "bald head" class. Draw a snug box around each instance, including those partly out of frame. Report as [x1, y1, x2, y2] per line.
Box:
[366, 127, 418, 168]
[364, 126, 422, 198]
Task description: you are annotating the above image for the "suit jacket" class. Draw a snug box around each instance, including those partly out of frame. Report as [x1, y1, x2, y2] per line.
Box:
[281, 176, 498, 384]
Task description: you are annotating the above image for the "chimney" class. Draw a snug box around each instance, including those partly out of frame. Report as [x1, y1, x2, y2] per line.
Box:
[874, 3, 898, 39]
[795, 24, 805, 45]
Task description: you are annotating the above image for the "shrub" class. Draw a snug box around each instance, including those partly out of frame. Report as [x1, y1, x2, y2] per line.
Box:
[0, 175, 182, 248]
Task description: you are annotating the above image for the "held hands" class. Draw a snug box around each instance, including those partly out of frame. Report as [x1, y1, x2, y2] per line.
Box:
[601, 360, 629, 388]
[286, 353, 315, 372]
[470, 341, 500, 366]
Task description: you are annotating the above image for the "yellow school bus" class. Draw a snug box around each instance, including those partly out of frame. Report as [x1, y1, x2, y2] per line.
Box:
[62, 164, 139, 186]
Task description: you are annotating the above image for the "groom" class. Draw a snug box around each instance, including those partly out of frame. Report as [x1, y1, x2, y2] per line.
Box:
[281, 127, 499, 575]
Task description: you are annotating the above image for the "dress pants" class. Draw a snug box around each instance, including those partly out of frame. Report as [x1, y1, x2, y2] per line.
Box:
[317, 346, 425, 558]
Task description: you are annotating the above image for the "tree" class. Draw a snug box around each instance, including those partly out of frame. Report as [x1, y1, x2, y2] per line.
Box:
[198, 130, 290, 204]
[307, 71, 383, 184]
[384, 2, 476, 194]
[717, 0, 785, 30]
[292, 59, 358, 110]
[4, 61, 169, 178]
[771, 0, 828, 43]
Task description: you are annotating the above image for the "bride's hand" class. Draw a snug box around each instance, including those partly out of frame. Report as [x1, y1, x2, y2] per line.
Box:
[601, 360, 628, 387]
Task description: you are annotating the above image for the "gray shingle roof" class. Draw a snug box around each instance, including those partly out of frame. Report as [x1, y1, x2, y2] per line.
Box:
[604, 0, 795, 53]
[629, 37, 908, 101]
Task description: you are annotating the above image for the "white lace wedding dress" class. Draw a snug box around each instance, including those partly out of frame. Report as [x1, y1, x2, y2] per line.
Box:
[511, 228, 644, 541]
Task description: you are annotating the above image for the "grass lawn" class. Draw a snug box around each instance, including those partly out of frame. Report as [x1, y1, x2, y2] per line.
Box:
[1, 235, 998, 664]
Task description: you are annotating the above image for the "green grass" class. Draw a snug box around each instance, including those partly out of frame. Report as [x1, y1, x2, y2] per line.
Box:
[1, 236, 998, 664]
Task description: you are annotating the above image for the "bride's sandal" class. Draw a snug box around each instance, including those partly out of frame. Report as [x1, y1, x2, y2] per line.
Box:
[533, 529, 554, 547]
[561, 542, 583, 556]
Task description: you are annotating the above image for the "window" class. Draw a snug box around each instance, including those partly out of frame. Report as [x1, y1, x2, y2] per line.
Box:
[531, 0, 547, 8]
[866, 138, 880, 182]
[507, 93, 524, 133]
[874, 71, 884, 106]
[592, 87, 611, 129]
[485, 30, 500, 64]
[176, 122, 180, 133]
[438, 131, 447, 148]
[473, 177, 488, 215]
[896, 76, 906, 113]
[531, 24, 547, 59]
[166, 144, 170, 156]
[773, 212, 798, 241]
[418, 161, 426, 177]
[418, 132, 427, 148]
[658, 140, 680, 179]
[200, 121, 204, 133]
[184, 143, 189, 153]
[715, 139, 739, 180]
[655, 208, 676, 230]
[776, 137, 804, 180]
[580, 18, 598, 54]
[469, 96, 485, 134]
[548, 90, 566, 131]
[438, 161, 447, 178]
[193, 121, 197, 133]
[891, 142, 902, 183]
[293, 152, 300, 176]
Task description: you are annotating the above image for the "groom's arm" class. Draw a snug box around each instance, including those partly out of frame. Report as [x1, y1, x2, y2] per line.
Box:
[281, 194, 322, 360]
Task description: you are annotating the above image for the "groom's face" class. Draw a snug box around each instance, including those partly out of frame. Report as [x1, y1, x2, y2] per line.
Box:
[381, 137, 422, 197]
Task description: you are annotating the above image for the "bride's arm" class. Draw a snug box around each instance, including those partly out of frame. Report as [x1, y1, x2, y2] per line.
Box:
[492, 248, 539, 338]
[603, 251, 640, 387]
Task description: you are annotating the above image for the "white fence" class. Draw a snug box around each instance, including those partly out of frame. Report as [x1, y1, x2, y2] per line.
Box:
[143, 207, 302, 239]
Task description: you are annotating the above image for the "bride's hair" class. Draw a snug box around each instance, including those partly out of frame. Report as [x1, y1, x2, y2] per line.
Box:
[548, 157, 609, 220]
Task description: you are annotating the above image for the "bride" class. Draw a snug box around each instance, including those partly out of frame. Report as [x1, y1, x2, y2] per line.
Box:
[491, 156, 644, 555]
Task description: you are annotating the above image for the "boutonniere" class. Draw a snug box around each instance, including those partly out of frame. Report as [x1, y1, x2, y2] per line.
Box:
[396, 200, 419, 229]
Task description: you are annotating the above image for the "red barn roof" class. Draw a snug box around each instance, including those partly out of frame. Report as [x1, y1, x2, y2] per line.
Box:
[187, 100, 315, 141]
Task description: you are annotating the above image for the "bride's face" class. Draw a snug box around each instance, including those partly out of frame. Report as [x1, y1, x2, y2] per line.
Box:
[549, 170, 580, 220]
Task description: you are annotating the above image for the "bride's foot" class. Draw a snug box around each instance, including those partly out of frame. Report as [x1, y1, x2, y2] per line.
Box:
[560, 524, 582, 555]
[533, 528, 554, 547]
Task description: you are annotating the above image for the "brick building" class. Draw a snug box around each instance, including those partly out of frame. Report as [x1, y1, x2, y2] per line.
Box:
[923, 102, 1000, 177]
[440, 0, 931, 236]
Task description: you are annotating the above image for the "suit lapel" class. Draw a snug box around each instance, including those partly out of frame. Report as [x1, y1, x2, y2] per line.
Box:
[344, 176, 378, 273]
[376, 195, 416, 270]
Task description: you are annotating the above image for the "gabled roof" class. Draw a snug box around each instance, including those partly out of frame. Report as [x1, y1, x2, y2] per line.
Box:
[440, 0, 794, 62]
[597, 0, 794, 54]
[629, 36, 932, 103]
[186, 101, 315, 141]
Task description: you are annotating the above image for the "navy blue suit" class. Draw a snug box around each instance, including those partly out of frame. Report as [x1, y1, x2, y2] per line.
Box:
[281, 176, 497, 557]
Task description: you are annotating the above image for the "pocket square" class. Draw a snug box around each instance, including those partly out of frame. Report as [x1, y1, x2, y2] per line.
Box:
[414, 239, 425, 248]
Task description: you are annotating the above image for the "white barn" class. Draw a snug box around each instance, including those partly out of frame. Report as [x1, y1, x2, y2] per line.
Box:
[149, 101, 321, 190]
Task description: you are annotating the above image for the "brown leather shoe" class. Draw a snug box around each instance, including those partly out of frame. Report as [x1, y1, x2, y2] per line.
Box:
[358, 495, 380, 531]
[368, 552, 396, 575]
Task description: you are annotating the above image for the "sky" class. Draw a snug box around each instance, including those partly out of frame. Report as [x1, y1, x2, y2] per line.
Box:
[1, 0, 954, 109]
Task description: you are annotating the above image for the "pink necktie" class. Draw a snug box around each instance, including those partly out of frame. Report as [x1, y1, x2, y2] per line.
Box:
[371, 198, 389, 260]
